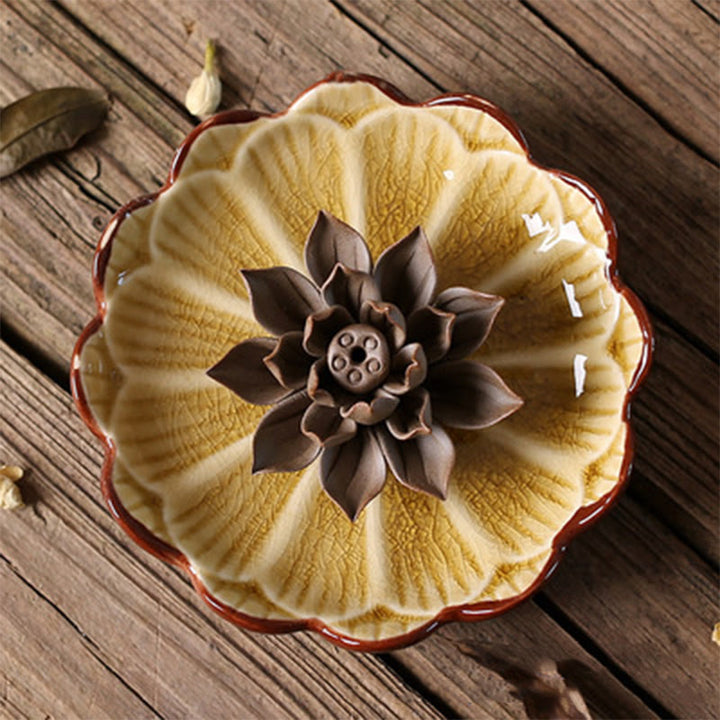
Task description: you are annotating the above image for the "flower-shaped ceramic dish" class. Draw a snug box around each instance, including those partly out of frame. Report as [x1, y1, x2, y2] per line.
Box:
[72, 72, 651, 651]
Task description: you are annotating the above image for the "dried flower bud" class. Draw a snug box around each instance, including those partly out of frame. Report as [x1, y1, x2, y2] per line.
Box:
[0, 464, 24, 510]
[185, 39, 221, 118]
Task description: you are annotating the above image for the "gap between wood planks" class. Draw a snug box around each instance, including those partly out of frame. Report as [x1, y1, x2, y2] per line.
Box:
[333, 0, 719, 170]
[517, 0, 719, 168]
[1, 555, 162, 719]
[691, 0, 720, 24]
[531, 594, 672, 720]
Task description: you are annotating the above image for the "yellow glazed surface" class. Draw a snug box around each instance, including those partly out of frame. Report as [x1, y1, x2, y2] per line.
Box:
[78, 79, 647, 643]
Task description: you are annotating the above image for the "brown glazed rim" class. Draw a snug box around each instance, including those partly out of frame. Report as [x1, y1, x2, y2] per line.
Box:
[71, 71, 653, 652]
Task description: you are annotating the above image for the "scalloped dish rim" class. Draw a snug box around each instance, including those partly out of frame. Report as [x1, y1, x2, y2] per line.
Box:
[71, 71, 653, 652]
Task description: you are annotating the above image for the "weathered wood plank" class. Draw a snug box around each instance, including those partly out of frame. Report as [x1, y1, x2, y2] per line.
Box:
[335, 0, 718, 353]
[1, 164, 98, 362]
[0, 342, 445, 720]
[55, 0, 431, 116]
[527, 0, 719, 162]
[540, 494, 719, 720]
[391, 599, 656, 720]
[631, 321, 718, 564]
[0, 560, 156, 720]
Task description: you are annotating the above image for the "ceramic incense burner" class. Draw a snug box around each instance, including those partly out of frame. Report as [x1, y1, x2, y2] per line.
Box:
[72, 73, 651, 650]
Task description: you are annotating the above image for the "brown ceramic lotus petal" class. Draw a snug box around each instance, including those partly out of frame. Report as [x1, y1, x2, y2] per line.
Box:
[383, 342, 428, 395]
[434, 287, 505, 360]
[340, 388, 399, 425]
[406, 305, 455, 363]
[303, 305, 354, 357]
[375, 423, 454, 500]
[321, 263, 381, 317]
[307, 358, 354, 408]
[242, 266, 324, 336]
[252, 391, 320, 473]
[359, 299, 406, 351]
[307, 358, 333, 406]
[263, 331, 313, 390]
[207, 337, 289, 405]
[386, 387, 432, 441]
[304, 210, 373, 285]
[301, 402, 357, 448]
[320, 429, 388, 521]
[373, 226, 436, 315]
[427, 360, 524, 429]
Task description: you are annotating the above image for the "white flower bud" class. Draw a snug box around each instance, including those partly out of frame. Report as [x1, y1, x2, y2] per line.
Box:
[185, 40, 221, 118]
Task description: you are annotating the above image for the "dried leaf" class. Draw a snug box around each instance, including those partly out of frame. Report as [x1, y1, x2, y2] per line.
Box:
[713, 622, 720, 646]
[0, 87, 109, 178]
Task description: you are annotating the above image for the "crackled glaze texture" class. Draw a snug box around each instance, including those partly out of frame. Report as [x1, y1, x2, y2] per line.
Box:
[75, 77, 649, 646]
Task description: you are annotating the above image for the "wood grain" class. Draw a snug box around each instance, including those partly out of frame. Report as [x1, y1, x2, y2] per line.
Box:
[0, 342, 446, 720]
[336, 0, 719, 354]
[527, 0, 719, 162]
[542, 496, 718, 719]
[1, 561, 156, 719]
[56, 0, 432, 117]
[631, 321, 719, 564]
[391, 601, 656, 719]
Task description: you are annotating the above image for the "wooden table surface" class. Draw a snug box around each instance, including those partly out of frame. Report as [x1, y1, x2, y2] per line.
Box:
[1, 1, 718, 718]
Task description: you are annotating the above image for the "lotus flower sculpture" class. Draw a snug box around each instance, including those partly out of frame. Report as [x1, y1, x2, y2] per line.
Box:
[208, 211, 522, 519]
